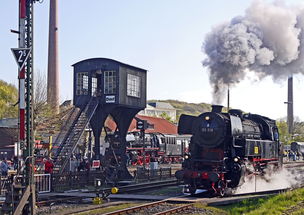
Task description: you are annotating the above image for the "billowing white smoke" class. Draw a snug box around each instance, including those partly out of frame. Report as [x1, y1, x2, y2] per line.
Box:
[203, 0, 304, 104]
[234, 167, 302, 194]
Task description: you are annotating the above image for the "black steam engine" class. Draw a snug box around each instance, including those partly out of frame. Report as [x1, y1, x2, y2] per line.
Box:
[175, 105, 283, 196]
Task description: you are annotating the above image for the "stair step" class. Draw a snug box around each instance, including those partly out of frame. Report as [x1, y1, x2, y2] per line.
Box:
[1, 204, 13, 212]
[14, 185, 26, 189]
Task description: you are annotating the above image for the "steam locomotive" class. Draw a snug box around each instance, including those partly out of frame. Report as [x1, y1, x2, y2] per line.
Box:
[175, 105, 283, 196]
[126, 132, 190, 165]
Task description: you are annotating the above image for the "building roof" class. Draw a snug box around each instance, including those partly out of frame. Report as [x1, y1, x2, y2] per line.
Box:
[148, 102, 175, 110]
[0, 127, 18, 148]
[72, 58, 147, 72]
[0, 118, 18, 128]
[105, 115, 177, 134]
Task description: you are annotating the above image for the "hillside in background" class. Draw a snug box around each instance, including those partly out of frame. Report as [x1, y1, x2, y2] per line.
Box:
[148, 99, 304, 144]
[148, 99, 228, 120]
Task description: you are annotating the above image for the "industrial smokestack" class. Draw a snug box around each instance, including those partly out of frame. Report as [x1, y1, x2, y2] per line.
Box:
[47, 0, 59, 113]
[287, 76, 294, 134]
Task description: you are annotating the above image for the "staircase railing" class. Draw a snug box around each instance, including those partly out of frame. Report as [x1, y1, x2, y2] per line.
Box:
[52, 106, 84, 160]
[52, 107, 81, 151]
[55, 98, 99, 173]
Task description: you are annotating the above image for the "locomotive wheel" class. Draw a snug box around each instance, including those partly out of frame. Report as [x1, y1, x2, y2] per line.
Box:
[218, 180, 227, 197]
[219, 188, 225, 197]
[189, 186, 196, 195]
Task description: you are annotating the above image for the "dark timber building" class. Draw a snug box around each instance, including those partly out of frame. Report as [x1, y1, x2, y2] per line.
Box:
[52, 58, 147, 179]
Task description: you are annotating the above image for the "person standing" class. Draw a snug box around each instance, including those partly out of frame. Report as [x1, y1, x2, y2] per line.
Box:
[44, 158, 54, 174]
[13, 156, 18, 170]
[0, 159, 9, 177]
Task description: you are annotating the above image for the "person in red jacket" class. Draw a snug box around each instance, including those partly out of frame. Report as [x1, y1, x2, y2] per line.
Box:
[44, 158, 54, 174]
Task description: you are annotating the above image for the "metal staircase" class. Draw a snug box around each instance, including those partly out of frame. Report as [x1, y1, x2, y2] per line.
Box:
[52, 106, 81, 155]
[52, 98, 98, 173]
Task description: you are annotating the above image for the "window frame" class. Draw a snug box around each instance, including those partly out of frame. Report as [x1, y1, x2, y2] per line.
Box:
[127, 74, 141, 98]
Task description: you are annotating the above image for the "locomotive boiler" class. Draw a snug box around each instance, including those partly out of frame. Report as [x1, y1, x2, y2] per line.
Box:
[175, 105, 283, 196]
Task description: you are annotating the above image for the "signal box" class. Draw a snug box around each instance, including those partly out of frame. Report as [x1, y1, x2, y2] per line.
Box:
[72, 58, 147, 108]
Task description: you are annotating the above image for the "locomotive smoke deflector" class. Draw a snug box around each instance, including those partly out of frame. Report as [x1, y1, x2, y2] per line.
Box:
[229, 109, 243, 118]
[211, 105, 223, 113]
[178, 114, 197, 135]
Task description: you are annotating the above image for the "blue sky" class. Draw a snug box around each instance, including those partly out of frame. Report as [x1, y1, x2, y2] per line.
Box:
[1, 0, 304, 120]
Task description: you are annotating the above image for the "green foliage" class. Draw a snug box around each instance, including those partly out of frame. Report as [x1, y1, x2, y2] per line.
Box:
[159, 112, 173, 123]
[219, 188, 304, 215]
[293, 122, 304, 142]
[276, 121, 304, 144]
[0, 80, 18, 119]
[277, 121, 292, 144]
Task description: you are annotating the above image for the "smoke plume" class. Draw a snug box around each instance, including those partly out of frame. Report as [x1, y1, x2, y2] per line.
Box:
[203, 0, 304, 104]
[234, 166, 302, 194]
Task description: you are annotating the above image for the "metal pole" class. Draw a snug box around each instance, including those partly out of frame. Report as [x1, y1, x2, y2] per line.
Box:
[227, 86, 230, 111]
[25, 1, 36, 214]
[142, 130, 146, 169]
[19, 0, 26, 158]
[88, 128, 92, 160]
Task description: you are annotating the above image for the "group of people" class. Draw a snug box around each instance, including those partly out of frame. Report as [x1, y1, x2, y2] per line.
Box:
[284, 150, 303, 161]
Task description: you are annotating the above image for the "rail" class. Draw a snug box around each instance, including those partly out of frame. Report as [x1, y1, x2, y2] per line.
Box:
[53, 107, 80, 153]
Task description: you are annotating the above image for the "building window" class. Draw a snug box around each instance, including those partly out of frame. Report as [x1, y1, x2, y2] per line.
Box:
[83, 75, 88, 90]
[104, 71, 117, 94]
[76, 72, 89, 95]
[127, 74, 140, 98]
[92, 77, 97, 96]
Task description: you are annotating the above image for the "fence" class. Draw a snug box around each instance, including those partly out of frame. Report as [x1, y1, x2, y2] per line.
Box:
[134, 167, 172, 182]
[51, 171, 104, 192]
[34, 174, 51, 193]
[28, 167, 173, 193]
[0, 177, 11, 195]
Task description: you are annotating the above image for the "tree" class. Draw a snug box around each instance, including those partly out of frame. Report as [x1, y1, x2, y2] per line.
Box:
[33, 71, 53, 120]
[33, 71, 54, 138]
[160, 112, 173, 123]
[277, 120, 293, 145]
[292, 122, 304, 142]
[0, 80, 18, 119]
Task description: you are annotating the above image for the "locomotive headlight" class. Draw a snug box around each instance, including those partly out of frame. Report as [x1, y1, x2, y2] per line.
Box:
[233, 157, 239, 162]
[205, 116, 210, 121]
[185, 155, 189, 159]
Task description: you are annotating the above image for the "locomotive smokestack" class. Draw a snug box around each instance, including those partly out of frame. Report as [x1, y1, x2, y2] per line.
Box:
[287, 76, 294, 134]
[47, 0, 60, 113]
[211, 105, 223, 113]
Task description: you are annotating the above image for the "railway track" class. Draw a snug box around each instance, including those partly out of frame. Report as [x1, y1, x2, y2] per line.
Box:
[44, 188, 292, 215]
[114, 179, 178, 193]
[35, 179, 178, 206]
[64, 200, 194, 215]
